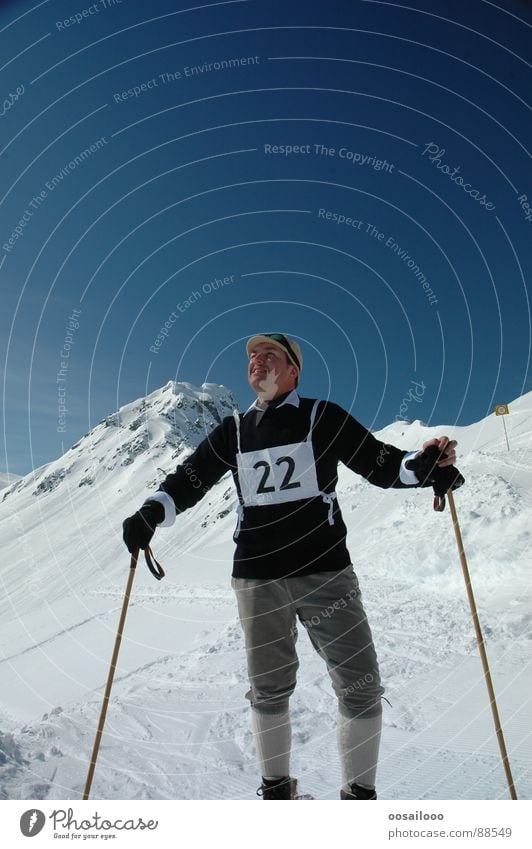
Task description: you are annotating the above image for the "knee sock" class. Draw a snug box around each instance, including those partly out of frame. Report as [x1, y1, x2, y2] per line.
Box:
[337, 711, 382, 791]
[251, 708, 292, 780]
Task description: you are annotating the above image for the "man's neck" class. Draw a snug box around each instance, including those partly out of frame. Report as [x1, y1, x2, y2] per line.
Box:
[256, 389, 293, 408]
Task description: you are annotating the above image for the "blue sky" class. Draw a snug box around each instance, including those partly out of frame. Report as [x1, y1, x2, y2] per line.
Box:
[1, 0, 531, 475]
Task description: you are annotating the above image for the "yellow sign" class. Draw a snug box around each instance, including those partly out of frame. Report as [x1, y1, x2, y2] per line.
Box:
[495, 404, 509, 416]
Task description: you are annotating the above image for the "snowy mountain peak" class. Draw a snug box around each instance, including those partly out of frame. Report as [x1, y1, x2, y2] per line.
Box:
[1, 381, 238, 502]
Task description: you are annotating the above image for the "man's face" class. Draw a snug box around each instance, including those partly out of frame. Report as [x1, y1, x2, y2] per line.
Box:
[247, 342, 298, 400]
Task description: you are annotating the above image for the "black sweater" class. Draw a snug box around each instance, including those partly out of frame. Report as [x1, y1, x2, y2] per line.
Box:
[157, 394, 421, 578]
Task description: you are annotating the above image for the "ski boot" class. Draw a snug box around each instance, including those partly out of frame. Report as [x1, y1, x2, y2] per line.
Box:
[256, 776, 297, 799]
[340, 782, 377, 800]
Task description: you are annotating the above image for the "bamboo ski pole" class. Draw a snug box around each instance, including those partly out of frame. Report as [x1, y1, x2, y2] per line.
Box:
[447, 489, 517, 800]
[83, 549, 139, 800]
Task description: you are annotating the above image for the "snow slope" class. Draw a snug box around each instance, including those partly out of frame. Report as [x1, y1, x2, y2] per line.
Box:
[0, 384, 530, 800]
[0, 473, 21, 491]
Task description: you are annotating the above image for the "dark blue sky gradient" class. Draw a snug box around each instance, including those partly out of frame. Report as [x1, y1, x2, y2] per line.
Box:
[1, 0, 531, 474]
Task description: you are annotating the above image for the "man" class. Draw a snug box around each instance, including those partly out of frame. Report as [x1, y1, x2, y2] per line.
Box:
[123, 333, 463, 800]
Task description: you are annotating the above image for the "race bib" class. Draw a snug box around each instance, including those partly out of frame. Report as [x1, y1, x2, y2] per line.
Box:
[237, 440, 321, 506]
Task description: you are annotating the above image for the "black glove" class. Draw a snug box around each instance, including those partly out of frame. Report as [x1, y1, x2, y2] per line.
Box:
[122, 501, 165, 554]
[405, 445, 465, 497]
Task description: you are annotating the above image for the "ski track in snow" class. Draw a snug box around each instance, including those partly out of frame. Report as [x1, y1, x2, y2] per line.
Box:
[2, 580, 530, 801]
[1, 384, 531, 800]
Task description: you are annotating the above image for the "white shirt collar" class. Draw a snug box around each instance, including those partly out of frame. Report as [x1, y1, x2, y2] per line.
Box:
[244, 389, 300, 415]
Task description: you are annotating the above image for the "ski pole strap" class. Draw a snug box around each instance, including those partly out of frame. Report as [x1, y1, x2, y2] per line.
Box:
[144, 545, 165, 580]
[433, 493, 446, 512]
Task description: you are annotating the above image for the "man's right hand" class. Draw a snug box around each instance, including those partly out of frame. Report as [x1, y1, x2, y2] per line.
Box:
[122, 501, 165, 553]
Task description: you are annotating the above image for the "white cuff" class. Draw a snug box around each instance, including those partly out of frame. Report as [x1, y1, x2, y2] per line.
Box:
[400, 450, 422, 485]
[143, 491, 176, 527]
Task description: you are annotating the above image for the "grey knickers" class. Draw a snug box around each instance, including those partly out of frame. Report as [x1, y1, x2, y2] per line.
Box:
[231, 564, 384, 719]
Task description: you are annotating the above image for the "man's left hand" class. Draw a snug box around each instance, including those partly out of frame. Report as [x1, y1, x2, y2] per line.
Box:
[406, 436, 464, 496]
[421, 436, 457, 467]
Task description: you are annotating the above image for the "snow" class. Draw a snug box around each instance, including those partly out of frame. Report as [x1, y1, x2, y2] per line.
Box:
[0, 383, 530, 800]
[0, 472, 21, 492]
